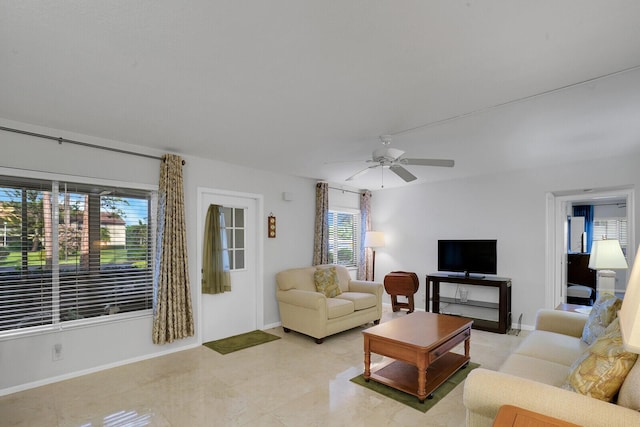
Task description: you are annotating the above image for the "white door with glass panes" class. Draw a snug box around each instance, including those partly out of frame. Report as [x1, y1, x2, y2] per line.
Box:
[199, 191, 259, 342]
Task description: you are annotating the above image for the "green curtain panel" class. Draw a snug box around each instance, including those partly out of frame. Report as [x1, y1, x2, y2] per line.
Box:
[202, 204, 231, 294]
[152, 154, 195, 344]
[312, 181, 329, 266]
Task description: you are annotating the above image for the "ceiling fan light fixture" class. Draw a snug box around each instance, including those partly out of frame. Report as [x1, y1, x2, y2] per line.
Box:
[373, 147, 404, 162]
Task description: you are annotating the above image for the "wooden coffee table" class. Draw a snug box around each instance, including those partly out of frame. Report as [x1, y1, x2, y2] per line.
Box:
[363, 311, 472, 402]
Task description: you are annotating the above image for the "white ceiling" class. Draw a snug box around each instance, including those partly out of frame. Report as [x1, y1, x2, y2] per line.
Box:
[2, 1, 640, 189]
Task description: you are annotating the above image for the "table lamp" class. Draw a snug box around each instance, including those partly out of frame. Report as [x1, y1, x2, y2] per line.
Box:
[588, 239, 628, 296]
[364, 231, 385, 281]
[619, 245, 640, 352]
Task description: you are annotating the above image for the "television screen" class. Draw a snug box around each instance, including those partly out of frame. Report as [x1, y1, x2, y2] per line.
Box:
[438, 239, 497, 276]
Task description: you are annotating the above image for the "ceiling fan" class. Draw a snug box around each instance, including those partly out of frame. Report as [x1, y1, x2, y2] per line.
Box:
[346, 135, 455, 184]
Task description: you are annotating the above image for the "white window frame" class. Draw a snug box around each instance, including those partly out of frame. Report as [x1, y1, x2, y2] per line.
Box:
[0, 167, 157, 339]
[327, 207, 360, 268]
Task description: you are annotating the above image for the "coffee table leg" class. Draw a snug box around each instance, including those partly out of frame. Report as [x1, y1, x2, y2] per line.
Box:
[465, 329, 471, 359]
[364, 336, 371, 381]
[417, 358, 427, 402]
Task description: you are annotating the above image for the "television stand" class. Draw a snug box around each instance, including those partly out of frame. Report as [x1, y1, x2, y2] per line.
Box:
[447, 272, 486, 279]
[426, 273, 512, 334]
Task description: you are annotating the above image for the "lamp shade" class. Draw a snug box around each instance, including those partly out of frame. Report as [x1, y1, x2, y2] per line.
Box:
[620, 246, 640, 353]
[364, 231, 385, 248]
[588, 239, 628, 270]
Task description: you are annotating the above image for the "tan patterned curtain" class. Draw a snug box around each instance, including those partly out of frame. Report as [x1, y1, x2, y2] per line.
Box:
[312, 181, 329, 266]
[202, 204, 231, 294]
[152, 154, 194, 344]
[358, 190, 373, 280]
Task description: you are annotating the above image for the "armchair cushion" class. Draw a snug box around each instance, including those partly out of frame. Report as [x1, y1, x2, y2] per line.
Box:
[582, 294, 622, 345]
[563, 318, 638, 402]
[335, 292, 377, 311]
[618, 357, 640, 410]
[326, 298, 354, 319]
[513, 330, 587, 367]
[314, 266, 342, 298]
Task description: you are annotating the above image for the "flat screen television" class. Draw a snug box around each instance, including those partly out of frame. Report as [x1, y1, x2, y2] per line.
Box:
[438, 239, 497, 277]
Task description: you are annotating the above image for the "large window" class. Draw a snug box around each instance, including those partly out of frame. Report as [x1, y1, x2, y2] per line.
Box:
[327, 210, 359, 267]
[593, 218, 628, 253]
[0, 175, 155, 335]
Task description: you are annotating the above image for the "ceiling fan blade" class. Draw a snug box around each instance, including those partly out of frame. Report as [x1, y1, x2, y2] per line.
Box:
[389, 165, 417, 182]
[346, 165, 378, 181]
[402, 158, 455, 167]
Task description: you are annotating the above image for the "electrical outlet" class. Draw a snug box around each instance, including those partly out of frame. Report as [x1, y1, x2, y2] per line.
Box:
[52, 343, 63, 361]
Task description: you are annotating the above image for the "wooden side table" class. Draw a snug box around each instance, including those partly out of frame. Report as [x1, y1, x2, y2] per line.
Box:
[493, 405, 580, 427]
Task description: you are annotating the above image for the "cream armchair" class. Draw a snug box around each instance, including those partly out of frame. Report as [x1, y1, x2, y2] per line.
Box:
[275, 264, 383, 343]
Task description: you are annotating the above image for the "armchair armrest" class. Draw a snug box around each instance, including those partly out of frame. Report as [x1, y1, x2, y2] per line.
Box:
[463, 368, 640, 427]
[534, 309, 587, 338]
[276, 289, 325, 310]
[348, 280, 383, 297]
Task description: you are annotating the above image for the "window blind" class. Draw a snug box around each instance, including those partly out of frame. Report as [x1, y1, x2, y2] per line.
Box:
[0, 176, 155, 334]
[593, 219, 628, 249]
[328, 210, 358, 267]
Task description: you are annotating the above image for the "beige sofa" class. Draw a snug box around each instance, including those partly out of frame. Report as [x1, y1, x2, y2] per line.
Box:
[463, 309, 640, 427]
[275, 264, 383, 343]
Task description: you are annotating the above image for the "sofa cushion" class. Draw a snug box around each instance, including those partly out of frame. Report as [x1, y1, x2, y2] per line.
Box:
[500, 354, 573, 387]
[314, 267, 342, 298]
[563, 318, 639, 402]
[581, 293, 622, 345]
[315, 264, 352, 292]
[335, 292, 377, 311]
[326, 298, 354, 319]
[276, 267, 316, 292]
[618, 358, 640, 410]
[513, 330, 587, 367]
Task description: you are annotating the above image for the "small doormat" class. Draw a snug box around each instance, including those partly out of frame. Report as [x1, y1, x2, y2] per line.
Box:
[350, 362, 479, 413]
[203, 330, 281, 355]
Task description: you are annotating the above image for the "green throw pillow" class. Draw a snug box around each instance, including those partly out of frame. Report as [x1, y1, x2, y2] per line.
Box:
[314, 267, 342, 298]
[581, 293, 622, 345]
[563, 318, 638, 402]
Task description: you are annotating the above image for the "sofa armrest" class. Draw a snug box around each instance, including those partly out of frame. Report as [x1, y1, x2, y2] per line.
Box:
[348, 280, 383, 296]
[463, 368, 640, 427]
[276, 289, 325, 310]
[534, 309, 587, 338]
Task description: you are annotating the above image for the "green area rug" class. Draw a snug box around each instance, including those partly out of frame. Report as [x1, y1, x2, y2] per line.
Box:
[350, 362, 479, 412]
[203, 330, 281, 355]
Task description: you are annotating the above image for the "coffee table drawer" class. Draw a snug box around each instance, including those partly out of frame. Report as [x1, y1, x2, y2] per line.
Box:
[430, 328, 470, 361]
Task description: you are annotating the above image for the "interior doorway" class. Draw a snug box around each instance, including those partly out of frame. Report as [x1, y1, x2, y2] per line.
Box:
[546, 187, 635, 308]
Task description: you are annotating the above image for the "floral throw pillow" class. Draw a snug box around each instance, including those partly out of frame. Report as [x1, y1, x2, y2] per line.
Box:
[563, 318, 638, 402]
[581, 293, 622, 345]
[314, 267, 342, 298]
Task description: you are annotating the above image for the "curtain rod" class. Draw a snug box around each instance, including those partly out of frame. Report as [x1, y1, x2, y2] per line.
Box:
[328, 186, 361, 195]
[0, 125, 167, 162]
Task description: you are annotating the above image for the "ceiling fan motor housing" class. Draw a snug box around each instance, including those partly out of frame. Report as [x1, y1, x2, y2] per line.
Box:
[373, 147, 404, 163]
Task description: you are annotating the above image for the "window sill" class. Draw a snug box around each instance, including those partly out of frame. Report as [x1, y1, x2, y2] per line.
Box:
[0, 310, 153, 342]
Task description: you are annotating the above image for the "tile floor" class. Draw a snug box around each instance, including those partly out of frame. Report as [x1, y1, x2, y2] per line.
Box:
[0, 308, 525, 427]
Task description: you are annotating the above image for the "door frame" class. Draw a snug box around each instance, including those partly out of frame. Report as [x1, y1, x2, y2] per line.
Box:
[195, 187, 264, 344]
[546, 187, 635, 308]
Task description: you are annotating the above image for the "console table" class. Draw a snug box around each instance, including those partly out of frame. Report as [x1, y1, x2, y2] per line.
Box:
[426, 273, 512, 334]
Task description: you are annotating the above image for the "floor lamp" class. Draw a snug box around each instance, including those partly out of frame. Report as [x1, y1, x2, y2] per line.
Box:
[364, 231, 385, 281]
[588, 239, 628, 296]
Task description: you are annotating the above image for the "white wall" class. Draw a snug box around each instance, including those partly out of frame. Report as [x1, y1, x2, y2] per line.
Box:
[2, 116, 639, 392]
[0, 119, 317, 394]
[372, 154, 640, 330]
